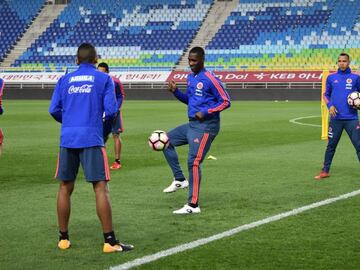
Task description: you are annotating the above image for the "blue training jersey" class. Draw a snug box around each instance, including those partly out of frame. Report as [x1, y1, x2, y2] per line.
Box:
[324, 67, 360, 120]
[112, 76, 124, 110]
[173, 68, 231, 119]
[49, 63, 118, 148]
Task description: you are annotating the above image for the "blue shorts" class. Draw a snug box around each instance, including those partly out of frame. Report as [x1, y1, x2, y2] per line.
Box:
[55, 147, 110, 182]
[112, 111, 123, 135]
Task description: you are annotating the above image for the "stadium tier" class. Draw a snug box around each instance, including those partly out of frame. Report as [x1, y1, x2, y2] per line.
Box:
[0, 0, 45, 63]
[12, 0, 213, 71]
[3, 0, 360, 71]
[205, 0, 360, 70]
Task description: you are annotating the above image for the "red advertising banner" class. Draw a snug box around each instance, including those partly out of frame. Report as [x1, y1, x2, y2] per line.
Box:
[0, 71, 171, 83]
[168, 71, 323, 83]
[0, 71, 328, 83]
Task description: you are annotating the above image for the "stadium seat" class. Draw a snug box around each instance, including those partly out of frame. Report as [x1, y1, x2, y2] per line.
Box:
[14, 0, 213, 70]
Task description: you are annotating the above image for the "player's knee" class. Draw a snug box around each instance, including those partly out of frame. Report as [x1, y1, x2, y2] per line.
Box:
[93, 181, 109, 193]
[60, 181, 75, 194]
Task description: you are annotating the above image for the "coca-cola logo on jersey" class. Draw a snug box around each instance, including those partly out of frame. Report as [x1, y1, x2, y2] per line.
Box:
[68, 84, 93, 94]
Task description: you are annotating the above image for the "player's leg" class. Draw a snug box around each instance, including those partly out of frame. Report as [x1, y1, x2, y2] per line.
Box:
[110, 112, 123, 170]
[163, 123, 189, 193]
[93, 180, 113, 233]
[344, 119, 360, 161]
[57, 181, 75, 249]
[173, 129, 215, 214]
[316, 119, 344, 178]
[55, 147, 80, 249]
[81, 147, 133, 252]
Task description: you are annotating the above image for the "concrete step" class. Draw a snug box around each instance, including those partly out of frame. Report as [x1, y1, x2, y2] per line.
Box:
[176, 0, 239, 69]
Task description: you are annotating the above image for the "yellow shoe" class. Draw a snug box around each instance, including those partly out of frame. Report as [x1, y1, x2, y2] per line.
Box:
[103, 241, 134, 253]
[58, 239, 71, 250]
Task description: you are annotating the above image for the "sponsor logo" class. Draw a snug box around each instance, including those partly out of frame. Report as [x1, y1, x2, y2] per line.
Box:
[68, 84, 93, 94]
[346, 78, 352, 84]
[196, 82, 203, 89]
[334, 80, 338, 83]
[69, 75, 94, 83]
[194, 138, 199, 143]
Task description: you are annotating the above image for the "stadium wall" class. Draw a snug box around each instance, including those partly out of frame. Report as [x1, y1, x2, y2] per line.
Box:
[1, 70, 322, 100]
[3, 84, 321, 101]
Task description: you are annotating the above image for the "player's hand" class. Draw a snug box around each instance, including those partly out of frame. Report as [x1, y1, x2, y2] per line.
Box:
[0, 106, 3, 115]
[168, 80, 177, 93]
[195, 111, 204, 121]
[329, 105, 337, 117]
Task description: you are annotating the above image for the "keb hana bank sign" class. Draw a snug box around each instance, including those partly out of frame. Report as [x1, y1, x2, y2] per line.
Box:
[168, 71, 323, 83]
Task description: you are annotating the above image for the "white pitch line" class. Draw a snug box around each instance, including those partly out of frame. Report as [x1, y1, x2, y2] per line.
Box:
[110, 189, 360, 270]
[289, 115, 321, 127]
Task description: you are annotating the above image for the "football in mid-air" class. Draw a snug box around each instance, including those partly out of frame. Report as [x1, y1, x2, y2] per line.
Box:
[347, 91, 360, 109]
[148, 130, 170, 151]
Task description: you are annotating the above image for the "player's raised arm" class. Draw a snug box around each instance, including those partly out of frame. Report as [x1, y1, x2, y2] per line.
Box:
[168, 79, 189, 104]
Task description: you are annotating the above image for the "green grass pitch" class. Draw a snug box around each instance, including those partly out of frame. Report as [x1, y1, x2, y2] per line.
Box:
[0, 100, 359, 270]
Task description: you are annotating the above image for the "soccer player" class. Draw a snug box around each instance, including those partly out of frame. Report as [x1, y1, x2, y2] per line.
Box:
[49, 43, 133, 252]
[315, 53, 360, 179]
[163, 46, 231, 214]
[0, 77, 4, 156]
[97, 62, 125, 170]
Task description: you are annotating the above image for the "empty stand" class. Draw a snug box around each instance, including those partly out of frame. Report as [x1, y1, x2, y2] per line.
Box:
[205, 0, 360, 70]
[0, 0, 46, 64]
[13, 0, 213, 71]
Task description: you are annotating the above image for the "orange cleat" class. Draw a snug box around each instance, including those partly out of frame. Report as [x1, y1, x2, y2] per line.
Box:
[314, 171, 330, 180]
[103, 241, 134, 253]
[58, 239, 71, 250]
[110, 162, 121, 170]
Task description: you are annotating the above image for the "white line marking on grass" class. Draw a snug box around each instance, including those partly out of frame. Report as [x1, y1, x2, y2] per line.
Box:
[110, 189, 360, 270]
[289, 115, 321, 127]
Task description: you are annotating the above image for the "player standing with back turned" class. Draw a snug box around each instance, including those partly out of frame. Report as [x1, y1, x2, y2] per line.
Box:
[163, 47, 231, 214]
[49, 43, 133, 252]
[97, 62, 125, 170]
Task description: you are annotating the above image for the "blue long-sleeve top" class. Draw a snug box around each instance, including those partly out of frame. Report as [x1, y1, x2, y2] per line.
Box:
[173, 68, 231, 119]
[49, 63, 118, 148]
[324, 67, 360, 120]
[112, 76, 124, 110]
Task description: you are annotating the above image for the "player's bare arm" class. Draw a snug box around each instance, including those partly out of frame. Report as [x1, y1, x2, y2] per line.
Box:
[168, 80, 177, 92]
[329, 105, 337, 117]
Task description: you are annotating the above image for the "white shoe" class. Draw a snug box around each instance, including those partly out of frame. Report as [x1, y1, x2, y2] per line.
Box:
[173, 204, 201, 214]
[163, 179, 189, 193]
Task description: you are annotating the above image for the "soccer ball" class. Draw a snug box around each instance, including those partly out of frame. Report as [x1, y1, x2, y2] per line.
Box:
[347, 91, 360, 109]
[148, 130, 170, 151]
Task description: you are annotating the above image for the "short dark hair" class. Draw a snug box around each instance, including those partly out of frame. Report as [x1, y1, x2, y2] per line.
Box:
[189, 47, 205, 58]
[339, 52, 350, 61]
[97, 62, 109, 73]
[77, 43, 97, 64]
